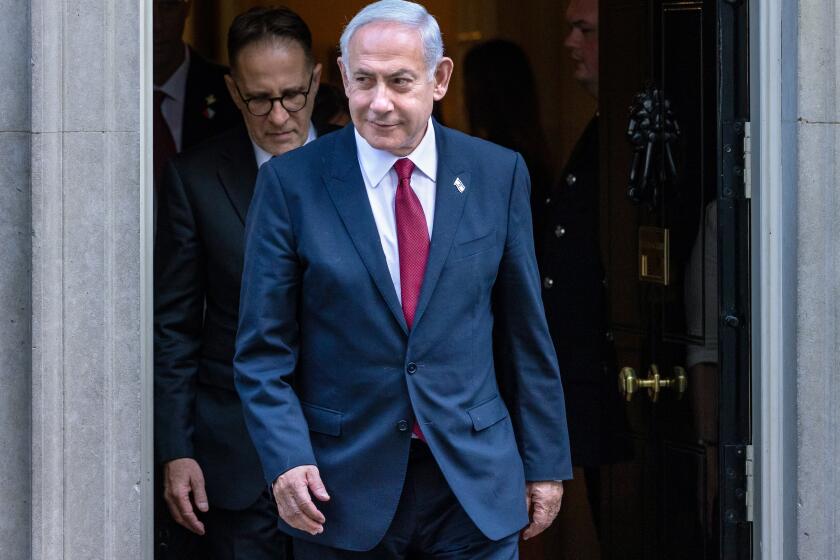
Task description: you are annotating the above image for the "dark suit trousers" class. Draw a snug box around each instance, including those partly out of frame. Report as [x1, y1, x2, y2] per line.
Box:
[157, 488, 290, 560]
[293, 441, 519, 560]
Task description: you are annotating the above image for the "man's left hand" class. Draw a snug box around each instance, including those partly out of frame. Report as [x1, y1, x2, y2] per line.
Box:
[522, 480, 564, 540]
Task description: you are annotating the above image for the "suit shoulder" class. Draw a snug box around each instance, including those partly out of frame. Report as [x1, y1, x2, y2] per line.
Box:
[172, 127, 244, 169]
[187, 49, 230, 83]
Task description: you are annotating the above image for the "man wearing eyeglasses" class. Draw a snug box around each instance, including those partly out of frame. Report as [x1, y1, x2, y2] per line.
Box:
[154, 6, 324, 559]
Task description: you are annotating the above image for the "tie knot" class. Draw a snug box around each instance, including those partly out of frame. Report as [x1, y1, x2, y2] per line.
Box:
[394, 158, 415, 182]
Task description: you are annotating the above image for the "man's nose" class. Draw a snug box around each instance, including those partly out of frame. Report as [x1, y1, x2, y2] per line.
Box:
[563, 29, 579, 49]
[267, 100, 290, 126]
[369, 83, 393, 113]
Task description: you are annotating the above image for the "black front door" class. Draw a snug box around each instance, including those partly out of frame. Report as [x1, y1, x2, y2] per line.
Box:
[599, 0, 751, 558]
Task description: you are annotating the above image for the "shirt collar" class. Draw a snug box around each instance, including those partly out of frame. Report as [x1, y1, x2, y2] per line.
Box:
[155, 45, 190, 103]
[354, 117, 437, 188]
[252, 121, 318, 168]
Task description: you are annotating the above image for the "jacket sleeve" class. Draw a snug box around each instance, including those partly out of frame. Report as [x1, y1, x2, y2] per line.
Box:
[494, 153, 573, 481]
[154, 160, 205, 465]
[234, 161, 316, 486]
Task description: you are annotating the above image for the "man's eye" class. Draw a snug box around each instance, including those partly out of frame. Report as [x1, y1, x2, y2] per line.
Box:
[355, 76, 372, 86]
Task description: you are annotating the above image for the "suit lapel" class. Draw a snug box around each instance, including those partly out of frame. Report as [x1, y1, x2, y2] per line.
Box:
[217, 126, 258, 225]
[323, 127, 409, 334]
[412, 123, 470, 330]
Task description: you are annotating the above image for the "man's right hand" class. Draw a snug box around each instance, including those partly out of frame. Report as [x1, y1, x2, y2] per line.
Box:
[163, 458, 209, 535]
[272, 465, 331, 535]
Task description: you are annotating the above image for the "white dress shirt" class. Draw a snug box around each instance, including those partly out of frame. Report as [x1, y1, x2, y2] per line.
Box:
[355, 118, 437, 303]
[251, 123, 318, 168]
[154, 46, 190, 151]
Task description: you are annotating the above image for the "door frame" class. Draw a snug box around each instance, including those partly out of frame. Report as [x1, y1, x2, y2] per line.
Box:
[751, 0, 797, 558]
[137, 1, 797, 558]
[142, 0, 155, 559]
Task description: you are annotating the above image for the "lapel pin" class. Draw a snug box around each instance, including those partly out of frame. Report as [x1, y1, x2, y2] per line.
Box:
[454, 177, 466, 193]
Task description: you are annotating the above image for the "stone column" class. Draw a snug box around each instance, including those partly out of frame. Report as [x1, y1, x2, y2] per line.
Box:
[0, 0, 32, 557]
[29, 1, 151, 558]
[795, 2, 840, 558]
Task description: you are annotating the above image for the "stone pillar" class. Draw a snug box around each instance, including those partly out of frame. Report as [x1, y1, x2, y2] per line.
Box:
[795, 1, 840, 558]
[28, 1, 150, 558]
[0, 0, 32, 557]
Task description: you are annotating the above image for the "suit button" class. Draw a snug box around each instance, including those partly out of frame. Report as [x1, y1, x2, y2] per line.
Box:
[566, 173, 577, 186]
[406, 362, 417, 374]
[554, 225, 566, 238]
[397, 420, 409, 432]
[543, 277, 554, 289]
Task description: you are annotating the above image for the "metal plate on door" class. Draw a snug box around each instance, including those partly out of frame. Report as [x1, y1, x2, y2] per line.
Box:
[638, 226, 670, 285]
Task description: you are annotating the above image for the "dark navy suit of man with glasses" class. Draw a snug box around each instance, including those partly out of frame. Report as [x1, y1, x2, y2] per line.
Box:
[154, 7, 329, 559]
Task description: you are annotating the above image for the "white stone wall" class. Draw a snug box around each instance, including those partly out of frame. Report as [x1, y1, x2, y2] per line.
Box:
[796, 1, 840, 558]
[0, 0, 32, 557]
[27, 1, 149, 558]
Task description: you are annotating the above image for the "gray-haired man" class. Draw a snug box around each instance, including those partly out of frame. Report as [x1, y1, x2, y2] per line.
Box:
[234, 2, 572, 558]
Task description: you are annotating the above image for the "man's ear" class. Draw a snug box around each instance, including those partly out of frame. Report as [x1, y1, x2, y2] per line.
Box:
[224, 73, 244, 112]
[310, 62, 323, 98]
[337, 58, 351, 97]
[432, 57, 454, 101]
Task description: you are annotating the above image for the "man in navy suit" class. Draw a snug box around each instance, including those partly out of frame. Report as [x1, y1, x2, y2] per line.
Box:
[235, 1, 572, 557]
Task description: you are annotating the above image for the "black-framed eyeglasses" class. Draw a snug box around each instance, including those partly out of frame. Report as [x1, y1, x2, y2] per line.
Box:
[234, 71, 314, 116]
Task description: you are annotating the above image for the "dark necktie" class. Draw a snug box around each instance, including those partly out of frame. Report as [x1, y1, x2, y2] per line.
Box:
[153, 90, 177, 187]
[393, 158, 429, 442]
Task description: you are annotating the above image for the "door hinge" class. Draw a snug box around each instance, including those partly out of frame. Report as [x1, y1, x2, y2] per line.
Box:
[745, 444, 754, 522]
[723, 444, 751, 524]
[743, 121, 752, 199]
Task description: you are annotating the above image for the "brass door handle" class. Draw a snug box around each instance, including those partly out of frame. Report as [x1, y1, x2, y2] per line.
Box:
[618, 364, 688, 402]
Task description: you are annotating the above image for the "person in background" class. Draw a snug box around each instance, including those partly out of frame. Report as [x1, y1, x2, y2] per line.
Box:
[153, 0, 240, 186]
[154, 6, 324, 559]
[537, 0, 628, 557]
[463, 39, 554, 238]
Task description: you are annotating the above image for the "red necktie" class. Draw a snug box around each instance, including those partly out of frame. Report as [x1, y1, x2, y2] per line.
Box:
[394, 158, 429, 442]
[153, 90, 177, 187]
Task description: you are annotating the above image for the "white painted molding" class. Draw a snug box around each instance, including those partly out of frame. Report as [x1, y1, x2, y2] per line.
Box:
[141, 0, 155, 558]
[753, 0, 796, 558]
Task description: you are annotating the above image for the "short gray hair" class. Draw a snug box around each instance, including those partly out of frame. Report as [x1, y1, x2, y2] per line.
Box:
[340, 0, 444, 78]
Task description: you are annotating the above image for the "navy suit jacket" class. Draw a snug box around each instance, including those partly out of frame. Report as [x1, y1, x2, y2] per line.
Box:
[234, 121, 572, 551]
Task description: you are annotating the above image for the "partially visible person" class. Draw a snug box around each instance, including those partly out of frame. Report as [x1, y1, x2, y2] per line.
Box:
[312, 45, 352, 132]
[313, 83, 351, 132]
[154, 6, 324, 560]
[153, 0, 240, 186]
[537, 0, 628, 557]
[463, 39, 553, 236]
